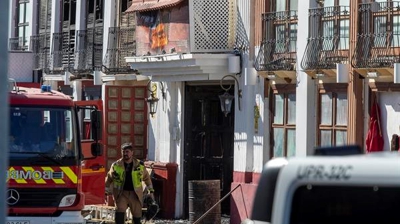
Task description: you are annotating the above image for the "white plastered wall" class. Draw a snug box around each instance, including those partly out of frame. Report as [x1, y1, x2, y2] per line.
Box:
[147, 81, 185, 217]
[375, 91, 400, 151]
[234, 0, 267, 175]
[296, 0, 317, 156]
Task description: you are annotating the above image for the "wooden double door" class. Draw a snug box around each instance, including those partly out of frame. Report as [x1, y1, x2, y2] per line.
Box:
[184, 84, 234, 216]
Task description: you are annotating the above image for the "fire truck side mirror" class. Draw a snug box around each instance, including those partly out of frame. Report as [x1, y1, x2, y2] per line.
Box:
[91, 142, 103, 157]
[91, 110, 102, 141]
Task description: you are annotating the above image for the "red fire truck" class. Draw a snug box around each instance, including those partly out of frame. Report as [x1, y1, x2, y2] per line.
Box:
[6, 81, 105, 224]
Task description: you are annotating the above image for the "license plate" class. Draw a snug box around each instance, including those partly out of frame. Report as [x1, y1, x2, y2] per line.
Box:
[7, 221, 30, 224]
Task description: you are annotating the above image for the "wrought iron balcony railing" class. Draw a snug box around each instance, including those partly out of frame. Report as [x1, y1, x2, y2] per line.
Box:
[75, 27, 104, 73]
[103, 27, 136, 74]
[9, 37, 27, 51]
[48, 32, 75, 74]
[301, 5, 350, 71]
[352, 2, 400, 69]
[255, 10, 298, 72]
[30, 33, 51, 71]
[352, 33, 396, 68]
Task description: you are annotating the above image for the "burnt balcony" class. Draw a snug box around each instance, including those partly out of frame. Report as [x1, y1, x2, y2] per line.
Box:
[103, 26, 136, 74]
[74, 27, 103, 74]
[48, 32, 75, 74]
[352, 2, 400, 80]
[30, 33, 51, 71]
[301, 5, 350, 80]
[255, 10, 298, 82]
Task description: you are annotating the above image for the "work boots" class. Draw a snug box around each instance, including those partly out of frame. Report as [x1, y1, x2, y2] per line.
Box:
[132, 217, 141, 224]
[115, 212, 125, 224]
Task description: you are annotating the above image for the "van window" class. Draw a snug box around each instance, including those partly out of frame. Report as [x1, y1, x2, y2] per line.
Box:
[290, 185, 400, 224]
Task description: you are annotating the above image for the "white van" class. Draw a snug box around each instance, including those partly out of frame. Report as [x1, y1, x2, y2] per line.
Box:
[245, 147, 400, 224]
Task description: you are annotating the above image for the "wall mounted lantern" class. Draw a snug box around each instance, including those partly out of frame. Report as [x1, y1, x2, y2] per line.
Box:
[146, 81, 159, 118]
[219, 75, 242, 117]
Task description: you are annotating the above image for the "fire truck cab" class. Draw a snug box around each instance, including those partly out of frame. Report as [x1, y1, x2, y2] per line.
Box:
[246, 147, 400, 224]
[7, 80, 104, 224]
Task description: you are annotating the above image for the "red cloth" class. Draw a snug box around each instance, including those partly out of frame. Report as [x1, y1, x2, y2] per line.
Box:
[366, 102, 384, 153]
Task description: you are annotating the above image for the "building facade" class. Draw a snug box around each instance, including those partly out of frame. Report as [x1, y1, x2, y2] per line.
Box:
[8, 0, 400, 223]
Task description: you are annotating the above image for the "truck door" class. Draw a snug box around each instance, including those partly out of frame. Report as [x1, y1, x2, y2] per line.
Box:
[75, 100, 106, 205]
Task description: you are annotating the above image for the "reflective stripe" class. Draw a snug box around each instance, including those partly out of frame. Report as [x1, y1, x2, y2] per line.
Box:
[113, 161, 144, 189]
[61, 167, 78, 184]
[7, 166, 78, 184]
[8, 167, 27, 184]
[23, 167, 46, 184]
[42, 167, 65, 184]
[113, 165, 124, 187]
[132, 165, 144, 188]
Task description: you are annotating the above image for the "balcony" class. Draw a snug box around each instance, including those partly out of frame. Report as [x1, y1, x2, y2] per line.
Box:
[9, 37, 27, 51]
[255, 10, 298, 82]
[124, 0, 238, 82]
[30, 33, 51, 71]
[352, 2, 400, 80]
[301, 5, 350, 81]
[103, 27, 136, 74]
[48, 32, 76, 74]
[75, 27, 104, 73]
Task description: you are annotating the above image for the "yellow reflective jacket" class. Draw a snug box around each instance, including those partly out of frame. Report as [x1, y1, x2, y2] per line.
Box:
[105, 158, 153, 206]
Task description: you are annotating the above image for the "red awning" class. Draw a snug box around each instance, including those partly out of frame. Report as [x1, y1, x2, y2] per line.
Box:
[125, 0, 185, 13]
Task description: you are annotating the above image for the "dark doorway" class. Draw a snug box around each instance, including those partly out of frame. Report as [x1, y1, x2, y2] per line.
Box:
[183, 84, 234, 217]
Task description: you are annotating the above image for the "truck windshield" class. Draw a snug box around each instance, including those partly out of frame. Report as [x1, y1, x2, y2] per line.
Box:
[290, 185, 400, 224]
[9, 107, 78, 163]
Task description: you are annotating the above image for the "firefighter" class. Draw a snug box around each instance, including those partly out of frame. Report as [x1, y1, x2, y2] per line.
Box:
[105, 142, 154, 224]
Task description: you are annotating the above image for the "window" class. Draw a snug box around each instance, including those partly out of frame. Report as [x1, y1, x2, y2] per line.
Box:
[63, 0, 76, 25]
[324, 0, 349, 7]
[290, 186, 400, 224]
[271, 89, 296, 158]
[393, 16, 400, 47]
[82, 107, 94, 140]
[121, 0, 129, 12]
[275, 24, 286, 53]
[322, 20, 334, 51]
[318, 90, 348, 147]
[16, 0, 31, 50]
[274, 0, 298, 12]
[270, 0, 298, 54]
[320, 0, 350, 51]
[289, 23, 297, 52]
[339, 19, 349, 50]
[9, 107, 78, 162]
[81, 86, 101, 140]
[370, 1, 400, 47]
[374, 16, 387, 47]
[120, 0, 136, 27]
[88, 0, 103, 21]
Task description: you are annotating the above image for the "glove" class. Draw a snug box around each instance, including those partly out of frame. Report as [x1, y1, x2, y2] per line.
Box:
[105, 187, 112, 195]
[147, 187, 155, 194]
[144, 195, 159, 220]
[148, 192, 155, 201]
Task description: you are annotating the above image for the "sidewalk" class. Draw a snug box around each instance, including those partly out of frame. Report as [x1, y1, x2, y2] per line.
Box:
[83, 205, 230, 224]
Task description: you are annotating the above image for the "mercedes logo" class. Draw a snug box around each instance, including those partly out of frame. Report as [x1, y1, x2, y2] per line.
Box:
[6, 189, 20, 205]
